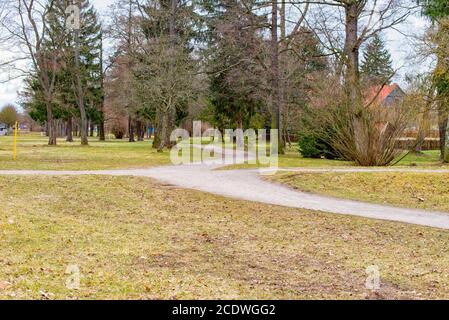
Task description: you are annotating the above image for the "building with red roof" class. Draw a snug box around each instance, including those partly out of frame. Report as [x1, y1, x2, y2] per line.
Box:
[365, 83, 406, 107]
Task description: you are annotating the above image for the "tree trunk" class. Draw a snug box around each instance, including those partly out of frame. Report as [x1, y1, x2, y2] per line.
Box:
[136, 119, 144, 141]
[153, 117, 161, 149]
[415, 101, 431, 152]
[279, 0, 287, 150]
[74, 29, 89, 146]
[438, 107, 449, 162]
[128, 114, 135, 142]
[89, 121, 95, 137]
[344, 3, 362, 107]
[99, 119, 105, 141]
[66, 117, 74, 142]
[142, 124, 147, 141]
[158, 114, 168, 152]
[270, 0, 284, 154]
[46, 101, 56, 145]
[343, 3, 366, 161]
[99, 31, 106, 142]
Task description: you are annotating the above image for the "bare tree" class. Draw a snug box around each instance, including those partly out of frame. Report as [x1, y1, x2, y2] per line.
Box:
[72, 1, 88, 145]
[0, 0, 64, 145]
[298, 0, 418, 165]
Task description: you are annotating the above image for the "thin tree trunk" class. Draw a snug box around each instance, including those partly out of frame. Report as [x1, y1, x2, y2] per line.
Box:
[128, 114, 135, 142]
[66, 117, 73, 142]
[90, 121, 94, 137]
[74, 29, 89, 146]
[142, 123, 147, 140]
[438, 107, 449, 162]
[46, 100, 56, 145]
[280, 0, 287, 149]
[415, 98, 431, 152]
[136, 119, 143, 141]
[270, 0, 284, 154]
[99, 31, 106, 142]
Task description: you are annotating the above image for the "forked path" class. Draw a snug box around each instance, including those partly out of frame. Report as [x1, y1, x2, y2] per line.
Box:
[1, 146, 449, 229]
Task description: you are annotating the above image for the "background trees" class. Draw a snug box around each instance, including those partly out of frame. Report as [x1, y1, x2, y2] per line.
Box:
[361, 33, 394, 85]
[7, 0, 103, 145]
[419, 0, 449, 162]
[1, 0, 447, 166]
[0, 105, 19, 133]
[1, 0, 66, 145]
[205, 0, 266, 133]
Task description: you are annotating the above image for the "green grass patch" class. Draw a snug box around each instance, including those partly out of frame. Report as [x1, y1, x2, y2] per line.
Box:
[222, 146, 447, 170]
[394, 150, 444, 167]
[0, 133, 170, 170]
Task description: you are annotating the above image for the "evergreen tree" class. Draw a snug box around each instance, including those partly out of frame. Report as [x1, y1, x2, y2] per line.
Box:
[25, 0, 104, 142]
[204, 0, 266, 131]
[360, 33, 394, 85]
[132, 0, 200, 150]
[419, 0, 449, 19]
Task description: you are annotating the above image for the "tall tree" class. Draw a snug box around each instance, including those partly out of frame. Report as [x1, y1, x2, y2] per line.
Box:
[419, 0, 449, 162]
[205, 0, 266, 133]
[361, 33, 394, 85]
[294, 0, 414, 165]
[44, 0, 103, 144]
[1, 0, 66, 145]
[134, 0, 199, 150]
[68, 0, 103, 145]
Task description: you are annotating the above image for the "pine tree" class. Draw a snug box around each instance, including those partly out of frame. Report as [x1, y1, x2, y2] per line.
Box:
[28, 0, 104, 143]
[419, 0, 449, 19]
[71, 0, 103, 144]
[204, 0, 266, 131]
[360, 34, 394, 85]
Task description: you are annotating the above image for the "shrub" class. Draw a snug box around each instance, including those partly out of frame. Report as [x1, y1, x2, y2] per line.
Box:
[298, 131, 338, 159]
[110, 122, 125, 139]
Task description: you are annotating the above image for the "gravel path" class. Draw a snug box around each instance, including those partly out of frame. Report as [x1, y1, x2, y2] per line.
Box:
[1, 145, 448, 229]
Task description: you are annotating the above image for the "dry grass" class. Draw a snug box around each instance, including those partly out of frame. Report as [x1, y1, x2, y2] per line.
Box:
[268, 172, 449, 212]
[1, 134, 445, 171]
[221, 146, 447, 170]
[1, 175, 449, 299]
[0, 134, 170, 170]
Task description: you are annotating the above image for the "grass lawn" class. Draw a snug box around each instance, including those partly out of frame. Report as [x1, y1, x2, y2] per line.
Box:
[268, 172, 449, 212]
[222, 144, 447, 170]
[221, 146, 352, 169]
[395, 150, 446, 167]
[1, 134, 446, 171]
[1, 175, 449, 299]
[0, 133, 170, 170]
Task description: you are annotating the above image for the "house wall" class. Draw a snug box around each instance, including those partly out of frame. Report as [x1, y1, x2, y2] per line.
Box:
[0, 123, 7, 136]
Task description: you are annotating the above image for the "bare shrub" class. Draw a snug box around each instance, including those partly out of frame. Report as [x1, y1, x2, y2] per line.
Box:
[306, 78, 414, 166]
[110, 121, 126, 139]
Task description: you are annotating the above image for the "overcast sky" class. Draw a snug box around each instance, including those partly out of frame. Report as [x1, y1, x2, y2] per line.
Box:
[0, 0, 431, 109]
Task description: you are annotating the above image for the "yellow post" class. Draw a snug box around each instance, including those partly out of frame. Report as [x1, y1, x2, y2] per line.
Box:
[13, 121, 18, 160]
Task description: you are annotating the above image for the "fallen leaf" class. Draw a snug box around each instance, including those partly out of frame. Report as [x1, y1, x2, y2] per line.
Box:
[0, 281, 12, 290]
